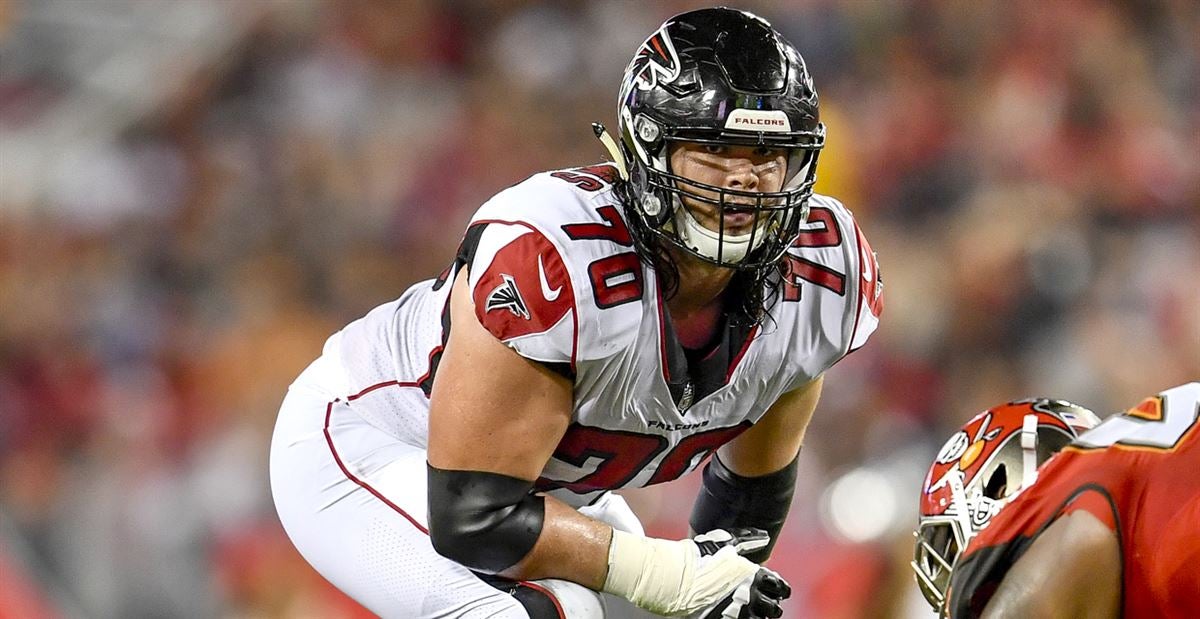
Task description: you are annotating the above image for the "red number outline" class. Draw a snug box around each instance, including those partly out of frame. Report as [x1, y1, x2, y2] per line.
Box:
[564, 206, 644, 308]
[562, 205, 633, 246]
[537, 422, 752, 493]
[784, 206, 847, 299]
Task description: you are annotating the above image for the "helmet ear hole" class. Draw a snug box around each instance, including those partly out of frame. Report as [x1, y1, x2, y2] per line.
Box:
[983, 464, 1008, 499]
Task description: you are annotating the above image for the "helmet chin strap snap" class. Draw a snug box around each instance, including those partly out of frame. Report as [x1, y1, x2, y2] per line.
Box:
[643, 195, 663, 217]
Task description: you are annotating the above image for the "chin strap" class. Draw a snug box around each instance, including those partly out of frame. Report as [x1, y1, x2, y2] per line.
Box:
[592, 122, 629, 181]
[1020, 414, 1040, 490]
[672, 204, 776, 264]
[945, 469, 975, 547]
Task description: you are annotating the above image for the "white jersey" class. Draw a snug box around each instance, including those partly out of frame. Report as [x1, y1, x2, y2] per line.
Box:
[324, 164, 883, 506]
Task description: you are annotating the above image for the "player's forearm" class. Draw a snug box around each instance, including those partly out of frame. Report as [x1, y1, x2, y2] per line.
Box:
[507, 496, 785, 617]
[689, 454, 797, 563]
[426, 467, 777, 616]
[498, 495, 612, 588]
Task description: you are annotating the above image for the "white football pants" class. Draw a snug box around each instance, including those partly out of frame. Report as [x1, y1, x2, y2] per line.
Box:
[270, 354, 661, 618]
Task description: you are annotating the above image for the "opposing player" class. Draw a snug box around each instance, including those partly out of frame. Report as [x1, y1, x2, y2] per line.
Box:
[271, 7, 883, 618]
[913, 382, 1200, 618]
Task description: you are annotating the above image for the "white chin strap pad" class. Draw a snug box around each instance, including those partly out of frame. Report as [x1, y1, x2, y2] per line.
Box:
[673, 203, 763, 262]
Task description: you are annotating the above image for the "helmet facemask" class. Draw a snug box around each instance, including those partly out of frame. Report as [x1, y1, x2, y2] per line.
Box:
[653, 136, 819, 267]
[913, 517, 963, 611]
[913, 460, 1010, 612]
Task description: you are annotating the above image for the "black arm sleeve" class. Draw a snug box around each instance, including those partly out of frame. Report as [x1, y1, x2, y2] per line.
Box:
[689, 453, 798, 563]
[427, 464, 546, 574]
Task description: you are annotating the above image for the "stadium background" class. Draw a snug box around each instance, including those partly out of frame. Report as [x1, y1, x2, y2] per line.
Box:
[0, 0, 1196, 617]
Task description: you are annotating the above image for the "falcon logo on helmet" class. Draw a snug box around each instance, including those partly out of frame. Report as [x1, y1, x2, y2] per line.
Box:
[628, 27, 681, 91]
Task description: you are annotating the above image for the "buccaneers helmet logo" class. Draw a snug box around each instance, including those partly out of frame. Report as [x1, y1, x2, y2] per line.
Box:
[628, 26, 681, 91]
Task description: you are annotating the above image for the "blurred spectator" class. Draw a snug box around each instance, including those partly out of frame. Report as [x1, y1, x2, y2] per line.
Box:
[0, 1, 1196, 617]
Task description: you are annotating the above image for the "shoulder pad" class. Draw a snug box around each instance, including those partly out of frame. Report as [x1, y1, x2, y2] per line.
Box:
[469, 222, 577, 365]
[466, 167, 645, 364]
[775, 194, 883, 385]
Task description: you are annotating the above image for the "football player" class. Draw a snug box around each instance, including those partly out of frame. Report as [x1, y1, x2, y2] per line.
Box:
[913, 382, 1200, 618]
[271, 7, 883, 618]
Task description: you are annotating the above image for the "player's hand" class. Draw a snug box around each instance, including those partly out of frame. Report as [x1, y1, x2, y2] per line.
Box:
[604, 527, 780, 617]
[696, 567, 791, 619]
[690, 529, 790, 619]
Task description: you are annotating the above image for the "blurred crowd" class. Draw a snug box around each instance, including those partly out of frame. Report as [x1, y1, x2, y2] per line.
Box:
[1, 1, 1197, 617]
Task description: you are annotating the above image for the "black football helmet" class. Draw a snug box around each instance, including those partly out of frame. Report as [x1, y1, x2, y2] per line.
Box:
[614, 7, 825, 269]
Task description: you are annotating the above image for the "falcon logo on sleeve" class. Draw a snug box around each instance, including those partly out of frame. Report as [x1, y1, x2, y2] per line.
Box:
[485, 274, 530, 320]
[471, 227, 576, 348]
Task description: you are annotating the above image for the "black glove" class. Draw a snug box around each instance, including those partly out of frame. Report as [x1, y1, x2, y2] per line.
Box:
[705, 568, 791, 619]
[693, 527, 771, 558]
[694, 528, 792, 619]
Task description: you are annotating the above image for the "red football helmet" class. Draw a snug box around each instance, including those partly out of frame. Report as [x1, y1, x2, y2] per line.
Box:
[911, 399, 1100, 612]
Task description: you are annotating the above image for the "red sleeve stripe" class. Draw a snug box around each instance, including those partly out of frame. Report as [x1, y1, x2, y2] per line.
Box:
[848, 221, 882, 353]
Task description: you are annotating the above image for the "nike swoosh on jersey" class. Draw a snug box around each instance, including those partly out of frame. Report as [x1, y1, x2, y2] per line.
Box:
[538, 255, 562, 301]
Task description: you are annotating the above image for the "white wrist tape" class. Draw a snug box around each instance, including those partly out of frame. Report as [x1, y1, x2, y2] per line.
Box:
[602, 529, 759, 616]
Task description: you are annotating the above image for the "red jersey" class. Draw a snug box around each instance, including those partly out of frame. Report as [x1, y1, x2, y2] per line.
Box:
[948, 382, 1200, 618]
